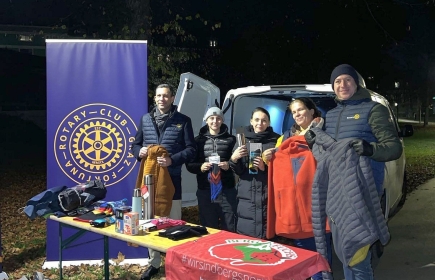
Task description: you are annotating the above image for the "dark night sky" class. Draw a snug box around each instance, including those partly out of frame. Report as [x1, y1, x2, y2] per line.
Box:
[1, 0, 435, 94]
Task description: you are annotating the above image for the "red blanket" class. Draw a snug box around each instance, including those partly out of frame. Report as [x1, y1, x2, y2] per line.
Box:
[166, 231, 330, 280]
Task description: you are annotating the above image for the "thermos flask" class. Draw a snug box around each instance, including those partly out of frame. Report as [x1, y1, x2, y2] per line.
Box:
[236, 133, 246, 147]
[143, 174, 155, 219]
[236, 133, 248, 167]
[132, 188, 142, 219]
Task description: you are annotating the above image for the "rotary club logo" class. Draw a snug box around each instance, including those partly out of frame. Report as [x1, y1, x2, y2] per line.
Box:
[54, 103, 138, 186]
[209, 239, 297, 266]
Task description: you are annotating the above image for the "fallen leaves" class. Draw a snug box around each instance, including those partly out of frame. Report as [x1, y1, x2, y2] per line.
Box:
[0, 115, 199, 279]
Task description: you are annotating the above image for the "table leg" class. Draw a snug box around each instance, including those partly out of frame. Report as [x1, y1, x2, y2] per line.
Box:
[104, 235, 109, 280]
[59, 223, 63, 280]
[57, 223, 87, 280]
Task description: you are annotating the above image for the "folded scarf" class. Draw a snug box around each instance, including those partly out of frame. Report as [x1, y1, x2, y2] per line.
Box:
[208, 165, 222, 201]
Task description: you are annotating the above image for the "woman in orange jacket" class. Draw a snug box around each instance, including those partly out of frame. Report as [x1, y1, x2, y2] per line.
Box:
[263, 97, 332, 280]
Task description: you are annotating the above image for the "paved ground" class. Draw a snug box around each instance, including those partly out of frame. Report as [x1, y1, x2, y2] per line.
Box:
[398, 118, 435, 126]
[330, 178, 435, 279]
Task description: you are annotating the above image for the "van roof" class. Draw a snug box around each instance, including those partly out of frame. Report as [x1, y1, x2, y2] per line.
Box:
[224, 84, 335, 99]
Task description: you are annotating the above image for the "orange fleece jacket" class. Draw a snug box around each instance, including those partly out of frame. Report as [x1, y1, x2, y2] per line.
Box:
[266, 135, 329, 239]
[135, 145, 175, 217]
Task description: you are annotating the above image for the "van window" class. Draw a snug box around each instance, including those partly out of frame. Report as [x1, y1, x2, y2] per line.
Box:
[283, 97, 336, 132]
[370, 93, 401, 133]
[230, 95, 289, 134]
[230, 95, 336, 135]
[385, 104, 401, 133]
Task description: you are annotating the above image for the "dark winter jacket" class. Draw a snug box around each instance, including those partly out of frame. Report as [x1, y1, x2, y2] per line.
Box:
[229, 125, 279, 239]
[325, 87, 402, 192]
[131, 105, 196, 200]
[24, 185, 67, 220]
[186, 123, 236, 190]
[311, 128, 390, 280]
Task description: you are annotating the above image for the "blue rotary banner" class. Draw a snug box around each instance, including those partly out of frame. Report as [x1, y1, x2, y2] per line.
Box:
[46, 40, 148, 262]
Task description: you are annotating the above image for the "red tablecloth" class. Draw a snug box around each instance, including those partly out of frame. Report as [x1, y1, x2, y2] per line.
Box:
[165, 231, 330, 280]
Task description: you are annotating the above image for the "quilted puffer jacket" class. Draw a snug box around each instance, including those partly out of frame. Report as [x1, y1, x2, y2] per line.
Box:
[310, 128, 390, 280]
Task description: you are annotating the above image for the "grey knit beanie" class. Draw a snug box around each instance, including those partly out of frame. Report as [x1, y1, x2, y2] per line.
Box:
[203, 107, 224, 122]
[330, 64, 359, 89]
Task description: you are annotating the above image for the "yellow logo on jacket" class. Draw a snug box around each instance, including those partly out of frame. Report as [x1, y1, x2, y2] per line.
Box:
[347, 114, 360, 120]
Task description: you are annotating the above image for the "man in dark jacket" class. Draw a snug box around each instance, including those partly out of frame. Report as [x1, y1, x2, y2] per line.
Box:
[308, 64, 402, 280]
[131, 84, 196, 280]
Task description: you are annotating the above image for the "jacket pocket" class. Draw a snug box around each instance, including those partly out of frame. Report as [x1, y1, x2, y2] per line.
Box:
[277, 188, 302, 225]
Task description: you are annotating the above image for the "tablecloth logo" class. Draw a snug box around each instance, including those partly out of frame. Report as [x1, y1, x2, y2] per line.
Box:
[208, 239, 297, 266]
[54, 103, 138, 186]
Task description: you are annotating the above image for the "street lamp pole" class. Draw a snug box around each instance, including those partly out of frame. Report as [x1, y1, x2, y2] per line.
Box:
[394, 102, 398, 118]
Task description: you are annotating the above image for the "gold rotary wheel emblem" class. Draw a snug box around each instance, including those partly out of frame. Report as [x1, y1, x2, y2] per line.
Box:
[72, 121, 123, 170]
[354, 114, 360, 119]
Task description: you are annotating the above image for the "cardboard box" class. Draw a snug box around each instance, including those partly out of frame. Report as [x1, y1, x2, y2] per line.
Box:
[123, 212, 139, 235]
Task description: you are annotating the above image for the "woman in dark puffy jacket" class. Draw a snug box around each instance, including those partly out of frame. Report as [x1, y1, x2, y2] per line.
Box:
[229, 107, 279, 239]
[186, 107, 237, 231]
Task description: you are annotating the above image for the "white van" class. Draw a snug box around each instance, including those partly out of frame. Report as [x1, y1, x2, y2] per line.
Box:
[174, 72, 412, 218]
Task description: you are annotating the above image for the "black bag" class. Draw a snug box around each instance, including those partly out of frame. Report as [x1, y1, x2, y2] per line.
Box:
[58, 180, 107, 212]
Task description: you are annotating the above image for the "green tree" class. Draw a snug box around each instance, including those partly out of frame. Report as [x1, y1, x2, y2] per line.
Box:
[380, 1, 435, 125]
[3, 0, 222, 102]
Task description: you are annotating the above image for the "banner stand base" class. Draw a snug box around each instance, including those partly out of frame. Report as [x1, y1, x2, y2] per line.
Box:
[42, 258, 149, 269]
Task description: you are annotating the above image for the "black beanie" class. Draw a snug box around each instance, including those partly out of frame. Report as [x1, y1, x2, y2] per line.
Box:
[330, 64, 359, 89]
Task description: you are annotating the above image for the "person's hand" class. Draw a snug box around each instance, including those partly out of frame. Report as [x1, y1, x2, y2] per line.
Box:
[139, 146, 148, 158]
[230, 145, 248, 162]
[253, 156, 265, 171]
[157, 156, 172, 167]
[262, 148, 276, 162]
[304, 130, 316, 149]
[218, 161, 230, 171]
[201, 162, 213, 172]
[350, 139, 373, 156]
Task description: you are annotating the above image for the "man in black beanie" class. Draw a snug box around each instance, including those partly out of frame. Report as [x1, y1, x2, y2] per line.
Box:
[306, 64, 402, 280]
[329, 64, 359, 89]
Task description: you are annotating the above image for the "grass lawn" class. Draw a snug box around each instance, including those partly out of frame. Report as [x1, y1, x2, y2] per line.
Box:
[404, 127, 435, 159]
[401, 123, 435, 191]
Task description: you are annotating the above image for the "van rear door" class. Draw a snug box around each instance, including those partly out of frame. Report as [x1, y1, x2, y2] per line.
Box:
[174, 73, 220, 206]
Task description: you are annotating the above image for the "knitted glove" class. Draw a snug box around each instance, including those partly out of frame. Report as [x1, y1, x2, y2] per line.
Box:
[304, 130, 316, 149]
[350, 139, 373, 156]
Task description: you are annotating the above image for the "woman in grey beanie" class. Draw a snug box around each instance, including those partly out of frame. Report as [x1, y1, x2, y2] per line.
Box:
[186, 107, 238, 231]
